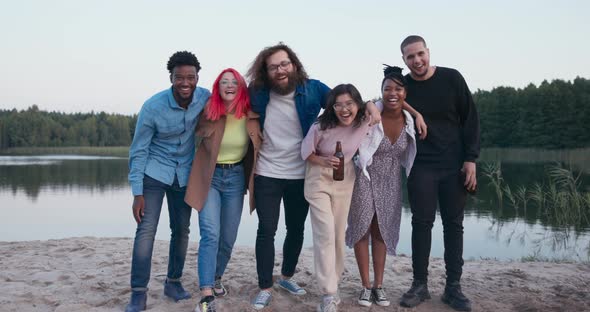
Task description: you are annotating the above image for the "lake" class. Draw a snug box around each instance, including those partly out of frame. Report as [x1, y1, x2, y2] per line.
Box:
[1, 151, 589, 262]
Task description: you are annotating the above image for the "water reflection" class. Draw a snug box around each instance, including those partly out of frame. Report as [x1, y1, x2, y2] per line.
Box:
[0, 156, 128, 200]
[0, 155, 589, 261]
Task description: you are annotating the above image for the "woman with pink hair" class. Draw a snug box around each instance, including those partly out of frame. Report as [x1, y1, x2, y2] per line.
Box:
[185, 68, 261, 312]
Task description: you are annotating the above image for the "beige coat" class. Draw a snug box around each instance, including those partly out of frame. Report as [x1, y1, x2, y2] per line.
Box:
[184, 110, 261, 213]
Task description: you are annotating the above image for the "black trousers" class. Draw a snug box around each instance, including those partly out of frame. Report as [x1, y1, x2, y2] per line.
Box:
[254, 175, 309, 289]
[407, 166, 466, 284]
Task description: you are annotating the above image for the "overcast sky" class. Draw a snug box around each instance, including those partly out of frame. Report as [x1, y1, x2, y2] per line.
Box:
[1, 0, 588, 115]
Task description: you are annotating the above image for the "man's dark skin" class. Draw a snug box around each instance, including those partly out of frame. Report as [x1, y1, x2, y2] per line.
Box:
[132, 64, 198, 224]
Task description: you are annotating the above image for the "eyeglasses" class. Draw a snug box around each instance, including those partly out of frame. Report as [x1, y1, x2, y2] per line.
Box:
[333, 102, 356, 111]
[219, 79, 238, 87]
[267, 61, 292, 74]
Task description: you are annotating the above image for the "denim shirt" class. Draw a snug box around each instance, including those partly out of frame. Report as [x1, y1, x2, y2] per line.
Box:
[249, 79, 330, 137]
[128, 87, 210, 196]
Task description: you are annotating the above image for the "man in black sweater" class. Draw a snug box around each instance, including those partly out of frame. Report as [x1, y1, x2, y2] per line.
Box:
[399, 35, 479, 312]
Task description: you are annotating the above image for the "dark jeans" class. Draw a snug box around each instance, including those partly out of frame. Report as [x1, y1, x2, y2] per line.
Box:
[407, 166, 466, 284]
[130, 175, 192, 290]
[254, 175, 309, 289]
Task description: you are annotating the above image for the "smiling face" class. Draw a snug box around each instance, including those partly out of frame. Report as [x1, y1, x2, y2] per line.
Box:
[218, 72, 238, 105]
[266, 49, 297, 95]
[333, 93, 359, 127]
[171, 65, 198, 107]
[402, 41, 431, 80]
[381, 78, 406, 113]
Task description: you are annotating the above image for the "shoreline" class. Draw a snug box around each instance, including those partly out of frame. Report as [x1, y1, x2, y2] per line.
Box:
[1, 237, 588, 311]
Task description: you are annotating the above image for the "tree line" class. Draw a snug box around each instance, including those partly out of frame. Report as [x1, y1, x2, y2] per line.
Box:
[475, 77, 590, 149]
[0, 106, 137, 149]
[0, 77, 589, 150]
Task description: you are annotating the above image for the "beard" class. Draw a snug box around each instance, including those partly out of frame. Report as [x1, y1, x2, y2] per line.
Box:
[269, 71, 298, 95]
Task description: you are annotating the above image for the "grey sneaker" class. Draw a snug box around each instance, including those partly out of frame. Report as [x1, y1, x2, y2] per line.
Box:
[213, 278, 227, 297]
[358, 288, 372, 307]
[252, 290, 272, 310]
[195, 296, 216, 312]
[317, 295, 337, 312]
[372, 287, 390, 307]
[277, 278, 307, 295]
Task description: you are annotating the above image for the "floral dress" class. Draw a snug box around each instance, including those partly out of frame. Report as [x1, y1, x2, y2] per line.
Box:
[345, 130, 409, 255]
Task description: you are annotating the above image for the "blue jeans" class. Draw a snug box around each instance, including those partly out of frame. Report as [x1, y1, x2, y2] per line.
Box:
[130, 175, 192, 290]
[198, 164, 245, 288]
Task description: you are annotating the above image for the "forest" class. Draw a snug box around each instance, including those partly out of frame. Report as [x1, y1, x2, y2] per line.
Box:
[1, 77, 589, 150]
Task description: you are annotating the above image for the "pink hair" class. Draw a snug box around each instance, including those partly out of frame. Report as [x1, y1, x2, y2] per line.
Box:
[206, 68, 250, 121]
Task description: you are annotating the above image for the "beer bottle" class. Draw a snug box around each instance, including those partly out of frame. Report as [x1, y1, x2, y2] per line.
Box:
[333, 141, 344, 181]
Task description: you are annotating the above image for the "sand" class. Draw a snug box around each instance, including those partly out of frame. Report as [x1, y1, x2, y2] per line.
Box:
[0, 237, 588, 312]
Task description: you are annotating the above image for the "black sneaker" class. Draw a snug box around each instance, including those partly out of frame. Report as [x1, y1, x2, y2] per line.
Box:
[399, 280, 431, 308]
[213, 278, 227, 297]
[357, 287, 372, 307]
[442, 282, 472, 311]
[195, 295, 216, 312]
[372, 287, 390, 307]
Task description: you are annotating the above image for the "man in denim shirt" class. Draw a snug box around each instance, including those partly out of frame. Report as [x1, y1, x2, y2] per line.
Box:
[246, 43, 380, 312]
[125, 51, 210, 312]
[245, 43, 329, 311]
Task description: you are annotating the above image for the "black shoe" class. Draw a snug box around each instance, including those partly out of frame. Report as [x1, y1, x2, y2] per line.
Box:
[196, 295, 216, 312]
[399, 280, 431, 308]
[442, 282, 472, 311]
[163, 279, 191, 301]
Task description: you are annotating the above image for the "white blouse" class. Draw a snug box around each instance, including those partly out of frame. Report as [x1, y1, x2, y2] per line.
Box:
[355, 106, 417, 180]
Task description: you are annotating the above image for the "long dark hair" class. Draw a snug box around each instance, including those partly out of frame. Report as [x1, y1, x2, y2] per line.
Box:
[317, 84, 366, 130]
[246, 42, 309, 89]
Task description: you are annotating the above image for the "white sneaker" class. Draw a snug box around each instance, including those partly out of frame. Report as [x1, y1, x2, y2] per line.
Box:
[317, 295, 337, 312]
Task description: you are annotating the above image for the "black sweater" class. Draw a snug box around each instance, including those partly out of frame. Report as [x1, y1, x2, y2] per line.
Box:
[405, 67, 480, 169]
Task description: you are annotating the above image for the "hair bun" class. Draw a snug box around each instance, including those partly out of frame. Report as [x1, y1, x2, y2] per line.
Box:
[382, 64, 403, 77]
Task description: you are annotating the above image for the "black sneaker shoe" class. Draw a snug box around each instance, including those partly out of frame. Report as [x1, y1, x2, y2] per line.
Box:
[195, 295, 216, 312]
[357, 287, 372, 307]
[399, 280, 431, 308]
[442, 282, 472, 311]
[372, 287, 390, 307]
[213, 278, 227, 297]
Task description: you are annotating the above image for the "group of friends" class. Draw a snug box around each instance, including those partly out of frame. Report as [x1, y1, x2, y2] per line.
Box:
[125, 35, 480, 312]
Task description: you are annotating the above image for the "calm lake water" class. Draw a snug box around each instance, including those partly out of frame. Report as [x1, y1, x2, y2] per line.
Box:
[1, 152, 589, 262]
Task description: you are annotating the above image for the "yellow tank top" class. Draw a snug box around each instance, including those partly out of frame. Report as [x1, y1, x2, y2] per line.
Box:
[217, 113, 248, 164]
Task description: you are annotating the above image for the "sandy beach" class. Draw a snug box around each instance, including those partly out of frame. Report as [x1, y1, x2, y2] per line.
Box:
[0, 237, 588, 312]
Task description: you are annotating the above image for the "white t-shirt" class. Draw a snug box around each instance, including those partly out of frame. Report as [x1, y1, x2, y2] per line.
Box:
[255, 91, 306, 179]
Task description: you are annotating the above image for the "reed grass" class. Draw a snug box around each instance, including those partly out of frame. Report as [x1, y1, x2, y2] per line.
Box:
[482, 162, 590, 229]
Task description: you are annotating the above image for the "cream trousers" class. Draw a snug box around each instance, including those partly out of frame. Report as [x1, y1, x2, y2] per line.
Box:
[304, 161, 356, 295]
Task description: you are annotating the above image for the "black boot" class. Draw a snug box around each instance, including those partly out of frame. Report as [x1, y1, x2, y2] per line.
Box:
[125, 291, 147, 312]
[442, 281, 472, 311]
[399, 280, 431, 308]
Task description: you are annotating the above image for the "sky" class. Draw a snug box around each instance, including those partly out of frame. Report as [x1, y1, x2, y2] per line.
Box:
[0, 0, 588, 115]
